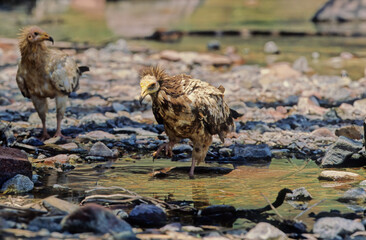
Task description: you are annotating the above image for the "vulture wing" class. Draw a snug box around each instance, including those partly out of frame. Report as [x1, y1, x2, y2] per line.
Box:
[16, 67, 30, 98]
[48, 53, 81, 94]
[184, 79, 233, 140]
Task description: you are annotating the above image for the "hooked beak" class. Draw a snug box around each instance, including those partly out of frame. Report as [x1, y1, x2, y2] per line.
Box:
[41, 34, 54, 45]
[139, 90, 148, 105]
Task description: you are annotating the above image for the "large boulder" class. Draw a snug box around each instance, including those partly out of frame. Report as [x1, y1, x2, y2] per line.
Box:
[0, 147, 32, 187]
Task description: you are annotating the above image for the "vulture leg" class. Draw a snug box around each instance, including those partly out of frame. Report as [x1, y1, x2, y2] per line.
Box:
[31, 96, 50, 141]
[54, 95, 69, 139]
[153, 141, 175, 159]
[189, 135, 212, 179]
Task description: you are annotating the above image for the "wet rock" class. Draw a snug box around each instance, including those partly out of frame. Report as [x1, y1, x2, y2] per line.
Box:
[28, 216, 63, 232]
[61, 203, 134, 235]
[127, 204, 167, 228]
[335, 125, 363, 140]
[22, 137, 44, 146]
[264, 41, 280, 54]
[207, 40, 221, 50]
[89, 141, 118, 158]
[113, 209, 129, 220]
[43, 196, 79, 215]
[0, 174, 34, 193]
[313, 217, 364, 239]
[173, 144, 193, 154]
[338, 188, 366, 203]
[286, 187, 312, 201]
[321, 136, 364, 167]
[245, 222, 286, 240]
[319, 170, 362, 181]
[232, 144, 272, 162]
[0, 147, 32, 186]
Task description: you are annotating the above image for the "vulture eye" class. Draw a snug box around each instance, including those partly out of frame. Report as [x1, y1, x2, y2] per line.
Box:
[34, 32, 39, 36]
[148, 84, 156, 90]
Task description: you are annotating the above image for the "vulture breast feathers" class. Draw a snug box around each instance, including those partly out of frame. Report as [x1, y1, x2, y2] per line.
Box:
[141, 67, 239, 142]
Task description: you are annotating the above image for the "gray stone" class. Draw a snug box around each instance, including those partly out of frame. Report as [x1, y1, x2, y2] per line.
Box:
[264, 41, 279, 54]
[89, 141, 118, 158]
[292, 56, 309, 73]
[338, 187, 366, 203]
[43, 196, 79, 215]
[28, 216, 63, 232]
[0, 174, 33, 193]
[319, 170, 362, 181]
[245, 222, 287, 240]
[313, 217, 364, 239]
[128, 204, 167, 228]
[321, 136, 363, 167]
[160, 222, 182, 232]
[112, 102, 128, 112]
[232, 144, 272, 162]
[61, 203, 134, 235]
[172, 144, 193, 154]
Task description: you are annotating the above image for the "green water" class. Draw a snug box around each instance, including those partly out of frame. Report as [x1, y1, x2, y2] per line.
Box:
[41, 156, 365, 226]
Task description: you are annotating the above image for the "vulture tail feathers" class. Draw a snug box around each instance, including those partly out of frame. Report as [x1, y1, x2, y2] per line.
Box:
[78, 66, 90, 74]
[230, 108, 243, 119]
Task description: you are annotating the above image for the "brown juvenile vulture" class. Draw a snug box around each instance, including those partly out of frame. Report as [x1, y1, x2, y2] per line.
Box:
[139, 66, 242, 178]
[16, 26, 89, 140]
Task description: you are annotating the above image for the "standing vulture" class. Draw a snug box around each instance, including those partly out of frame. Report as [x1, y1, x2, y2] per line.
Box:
[139, 66, 242, 178]
[16, 26, 89, 140]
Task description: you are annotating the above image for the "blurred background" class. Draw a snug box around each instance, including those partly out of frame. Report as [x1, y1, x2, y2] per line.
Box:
[1, 0, 366, 78]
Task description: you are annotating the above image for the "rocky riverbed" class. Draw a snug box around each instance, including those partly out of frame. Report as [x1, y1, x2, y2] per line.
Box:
[2, 38, 366, 239]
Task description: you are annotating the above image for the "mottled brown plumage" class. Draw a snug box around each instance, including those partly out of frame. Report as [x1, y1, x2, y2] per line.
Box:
[16, 26, 89, 140]
[139, 66, 242, 178]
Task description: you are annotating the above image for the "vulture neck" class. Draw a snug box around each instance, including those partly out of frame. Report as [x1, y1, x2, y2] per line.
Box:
[19, 40, 48, 64]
